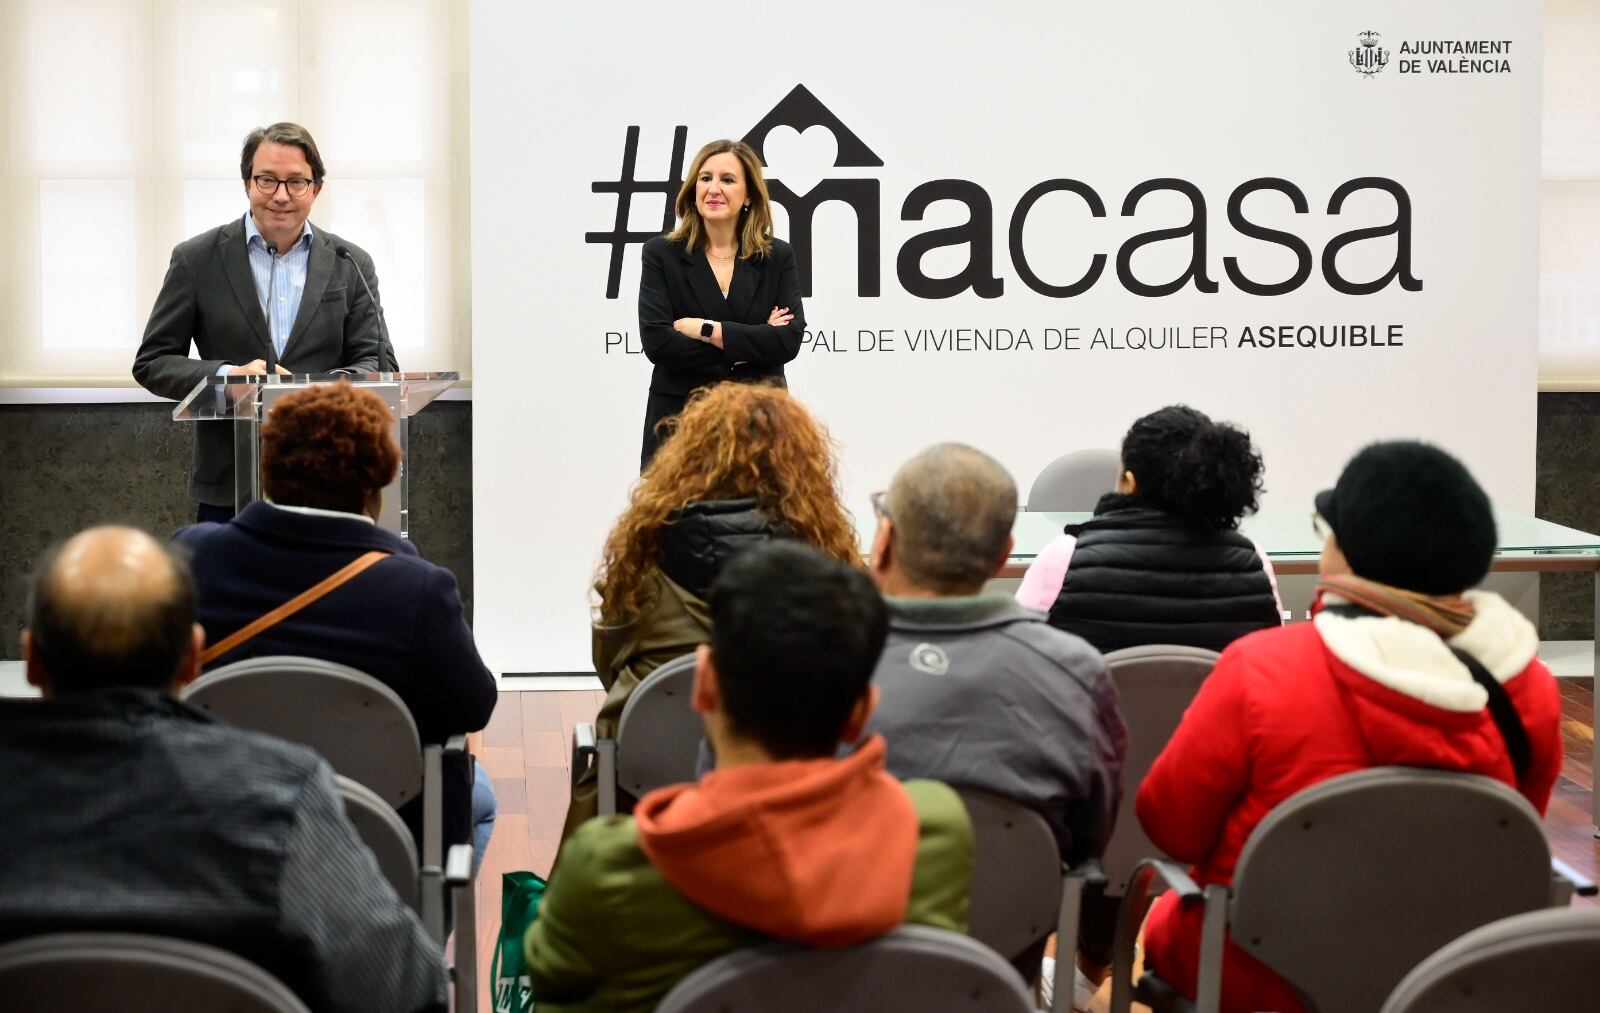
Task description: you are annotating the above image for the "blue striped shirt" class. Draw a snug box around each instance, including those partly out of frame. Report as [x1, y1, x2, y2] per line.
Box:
[243, 212, 313, 358]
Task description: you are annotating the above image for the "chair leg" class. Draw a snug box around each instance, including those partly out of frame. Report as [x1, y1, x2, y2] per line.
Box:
[420, 866, 445, 946]
[423, 743, 443, 870]
[1053, 873, 1085, 1013]
[596, 740, 617, 817]
[421, 743, 446, 944]
[1108, 884, 1149, 1013]
[448, 838, 476, 1011]
[1192, 884, 1228, 1013]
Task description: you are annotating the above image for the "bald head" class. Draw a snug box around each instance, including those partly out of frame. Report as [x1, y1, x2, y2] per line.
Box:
[882, 444, 1017, 596]
[25, 526, 200, 694]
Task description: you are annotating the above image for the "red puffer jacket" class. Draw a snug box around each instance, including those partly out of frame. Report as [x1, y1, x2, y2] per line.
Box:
[1135, 591, 1563, 1013]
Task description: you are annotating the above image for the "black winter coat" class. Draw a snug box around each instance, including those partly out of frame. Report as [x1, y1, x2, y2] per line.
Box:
[659, 498, 785, 600]
[1047, 494, 1281, 654]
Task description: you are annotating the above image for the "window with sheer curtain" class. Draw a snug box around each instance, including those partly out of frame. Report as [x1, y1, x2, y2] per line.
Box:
[1542, 1, 1600, 387]
[0, 0, 469, 387]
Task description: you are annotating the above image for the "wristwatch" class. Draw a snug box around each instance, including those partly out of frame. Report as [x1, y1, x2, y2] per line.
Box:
[700, 320, 716, 339]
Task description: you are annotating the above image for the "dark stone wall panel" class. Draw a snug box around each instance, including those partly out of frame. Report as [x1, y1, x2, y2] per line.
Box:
[1536, 392, 1600, 640]
[0, 404, 193, 659]
[0, 400, 473, 660]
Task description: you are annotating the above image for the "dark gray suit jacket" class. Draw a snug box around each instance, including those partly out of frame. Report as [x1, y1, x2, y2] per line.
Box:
[132, 216, 386, 505]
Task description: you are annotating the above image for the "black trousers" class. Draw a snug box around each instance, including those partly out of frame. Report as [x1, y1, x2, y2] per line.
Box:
[640, 390, 687, 472]
[639, 374, 789, 472]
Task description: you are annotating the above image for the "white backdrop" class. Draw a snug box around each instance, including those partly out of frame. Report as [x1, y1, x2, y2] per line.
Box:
[470, 0, 1542, 674]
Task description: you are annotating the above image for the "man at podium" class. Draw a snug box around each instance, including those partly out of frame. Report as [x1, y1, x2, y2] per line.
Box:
[132, 122, 388, 522]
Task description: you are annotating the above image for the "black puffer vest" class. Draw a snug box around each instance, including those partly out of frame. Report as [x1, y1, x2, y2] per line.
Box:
[659, 498, 785, 600]
[1048, 494, 1280, 654]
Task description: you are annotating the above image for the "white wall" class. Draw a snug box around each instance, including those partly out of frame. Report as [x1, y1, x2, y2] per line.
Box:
[471, 0, 1543, 673]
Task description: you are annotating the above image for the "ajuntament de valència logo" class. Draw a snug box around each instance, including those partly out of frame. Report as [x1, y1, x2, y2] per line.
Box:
[589, 84, 1422, 302]
[1349, 30, 1390, 77]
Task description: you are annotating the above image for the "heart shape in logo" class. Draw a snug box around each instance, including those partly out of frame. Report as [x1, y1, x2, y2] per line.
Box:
[761, 124, 839, 197]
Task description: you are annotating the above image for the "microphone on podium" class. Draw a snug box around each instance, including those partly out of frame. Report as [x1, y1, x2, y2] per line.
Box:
[337, 245, 397, 372]
[264, 242, 279, 374]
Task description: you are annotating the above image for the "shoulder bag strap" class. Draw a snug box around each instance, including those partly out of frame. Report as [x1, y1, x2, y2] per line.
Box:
[1446, 645, 1532, 785]
[199, 550, 390, 665]
[1321, 604, 1530, 783]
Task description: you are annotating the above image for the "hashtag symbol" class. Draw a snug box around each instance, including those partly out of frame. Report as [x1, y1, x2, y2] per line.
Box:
[587, 125, 688, 299]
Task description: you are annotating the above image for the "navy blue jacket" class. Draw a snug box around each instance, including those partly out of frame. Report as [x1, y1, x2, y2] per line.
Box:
[174, 501, 497, 845]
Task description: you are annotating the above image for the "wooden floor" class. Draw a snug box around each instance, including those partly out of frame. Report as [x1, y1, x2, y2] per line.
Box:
[470, 679, 1599, 1013]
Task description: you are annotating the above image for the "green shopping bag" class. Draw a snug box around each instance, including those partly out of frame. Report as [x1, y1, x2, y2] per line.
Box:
[491, 871, 548, 1013]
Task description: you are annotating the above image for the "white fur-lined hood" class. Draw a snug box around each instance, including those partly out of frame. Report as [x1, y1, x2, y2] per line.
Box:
[1312, 591, 1540, 713]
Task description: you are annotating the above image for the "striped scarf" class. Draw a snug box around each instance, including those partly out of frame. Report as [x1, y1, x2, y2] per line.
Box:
[1316, 573, 1476, 638]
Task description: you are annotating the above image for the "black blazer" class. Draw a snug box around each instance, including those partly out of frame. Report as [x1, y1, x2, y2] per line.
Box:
[132, 217, 385, 505]
[637, 235, 806, 398]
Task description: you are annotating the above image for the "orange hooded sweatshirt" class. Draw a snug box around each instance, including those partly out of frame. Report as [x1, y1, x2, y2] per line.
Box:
[632, 734, 920, 947]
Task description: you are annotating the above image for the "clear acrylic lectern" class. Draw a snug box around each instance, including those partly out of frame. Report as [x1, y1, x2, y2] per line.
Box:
[173, 371, 459, 538]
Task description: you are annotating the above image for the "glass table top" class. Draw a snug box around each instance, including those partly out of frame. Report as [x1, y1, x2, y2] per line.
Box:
[858, 509, 1600, 565]
[1012, 510, 1600, 562]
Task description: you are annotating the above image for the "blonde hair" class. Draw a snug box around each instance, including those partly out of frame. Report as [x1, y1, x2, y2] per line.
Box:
[666, 139, 775, 260]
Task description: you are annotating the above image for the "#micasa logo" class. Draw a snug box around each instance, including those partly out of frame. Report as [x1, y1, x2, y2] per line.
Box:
[592, 85, 1424, 302]
[1349, 30, 1390, 77]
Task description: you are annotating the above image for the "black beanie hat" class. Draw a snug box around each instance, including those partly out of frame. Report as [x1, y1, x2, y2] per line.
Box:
[1313, 441, 1496, 595]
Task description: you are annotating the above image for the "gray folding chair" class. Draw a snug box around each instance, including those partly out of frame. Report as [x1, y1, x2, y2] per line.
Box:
[332, 775, 476, 1012]
[1380, 906, 1600, 1013]
[1026, 448, 1120, 511]
[1098, 645, 1218, 895]
[954, 788, 1078, 1013]
[654, 925, 1037, 1013]
[1110, 767, 1579, 1013]
[0, 932, 311, 1013]
[337, 775, 420, 911]
[573, 652, 701, 817]
[182, 657, 474, 1002]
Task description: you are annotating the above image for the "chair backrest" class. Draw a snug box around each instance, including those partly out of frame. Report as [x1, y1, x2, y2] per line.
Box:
[1099, 644, 1218, 892]
[1026, 448, 1120, 511]
[1379, 906, 1600, 1013]
[953, 788, 1062, 966]
[654, 925, 1036, 1013]
[336, 775, 419, 911]
[0, 932, 312, 1013]
[182, 656, 423, 810]
[615, 653, 703, 799]
[1230, 767, 1554, 1013]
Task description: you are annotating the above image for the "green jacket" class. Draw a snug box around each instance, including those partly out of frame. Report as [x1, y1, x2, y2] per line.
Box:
[559, 569, 711, 845]
[526, 779, 974, 1013]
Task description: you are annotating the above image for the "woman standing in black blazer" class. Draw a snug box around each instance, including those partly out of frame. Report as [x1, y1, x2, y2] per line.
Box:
[637, 138, 805, 468]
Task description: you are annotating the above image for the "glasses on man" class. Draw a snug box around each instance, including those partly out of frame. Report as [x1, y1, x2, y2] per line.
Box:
[251, 174, 314, 198]
[870, 491, 890, 520]
[1311, 512, 1333, 543]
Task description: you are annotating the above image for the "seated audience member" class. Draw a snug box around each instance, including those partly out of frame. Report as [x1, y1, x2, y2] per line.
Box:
[527, 542, 974, 1012]
[863, 443, 1127, 996]
[1017, 405, 1282, 652]
[561, 381, 858, 839]
[1134, 442, 1563, 1013]
[0, 526, 446, 1013]
[173, 382, 497, 859]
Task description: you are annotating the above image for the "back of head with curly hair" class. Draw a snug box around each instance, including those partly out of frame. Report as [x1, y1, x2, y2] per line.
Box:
[596, 383, 858, 624]
[260, 382, 400, 515]
[1120, 404, 1264, 531]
